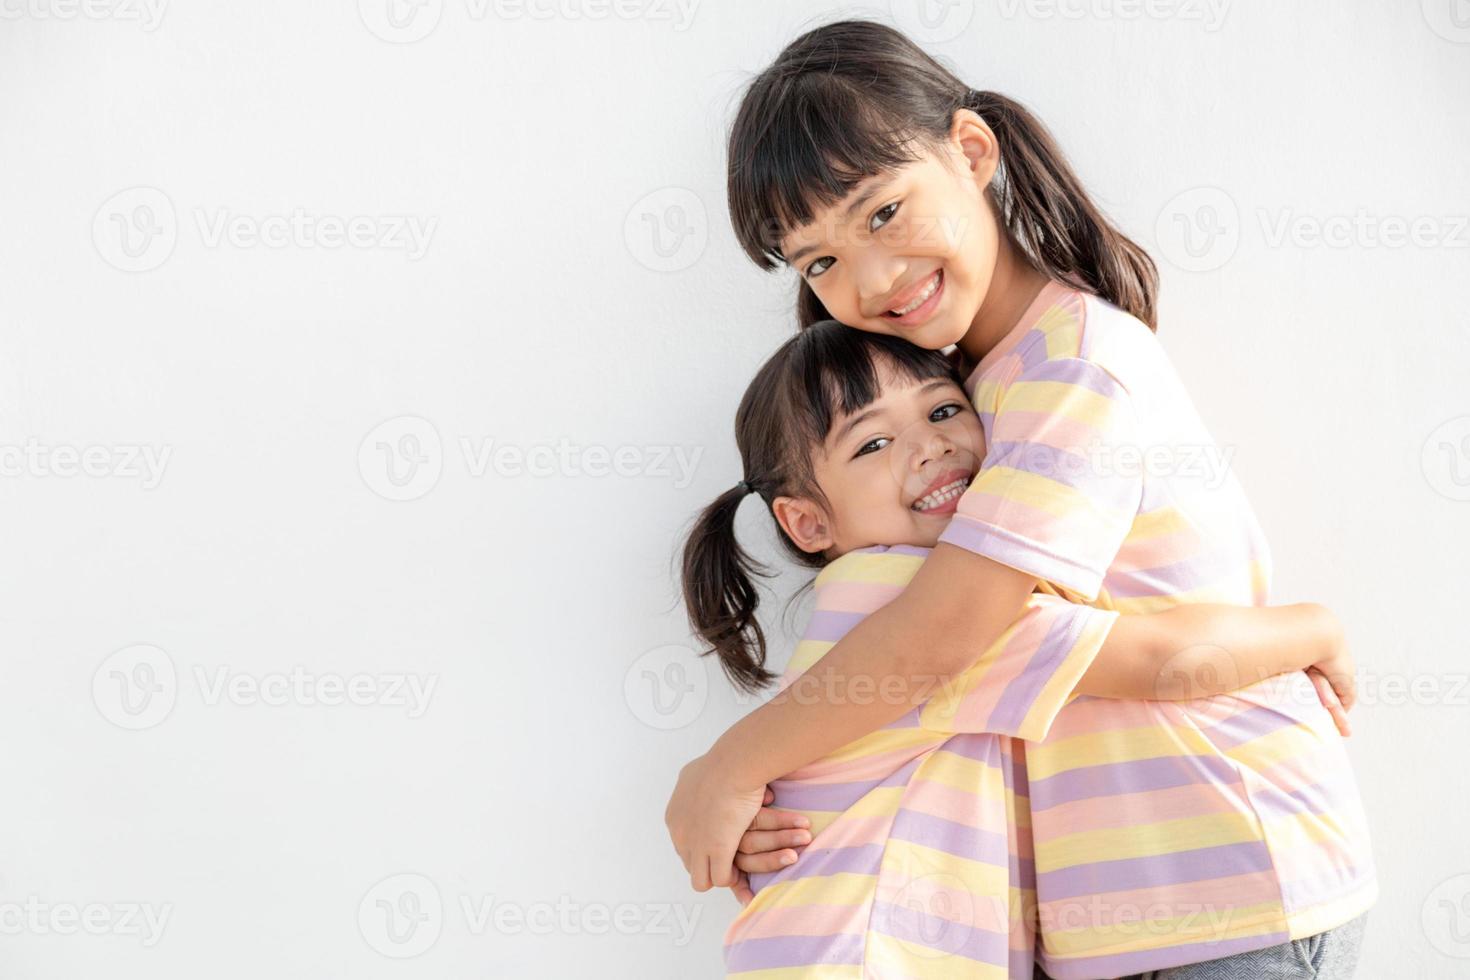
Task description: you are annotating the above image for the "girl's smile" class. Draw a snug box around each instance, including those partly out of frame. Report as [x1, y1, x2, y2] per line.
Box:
[880, 268, 945, 326]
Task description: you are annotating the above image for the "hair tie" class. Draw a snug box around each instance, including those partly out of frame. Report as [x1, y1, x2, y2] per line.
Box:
[736, 479, 755, 496]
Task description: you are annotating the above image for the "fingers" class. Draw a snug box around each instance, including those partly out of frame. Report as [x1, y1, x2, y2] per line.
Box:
[728, 871, 755, 907]
[737, 827, 812, 855]
[735, 848, 800, 874]
[1308, 668, 1351, 738]
[745, 807, 811, 832]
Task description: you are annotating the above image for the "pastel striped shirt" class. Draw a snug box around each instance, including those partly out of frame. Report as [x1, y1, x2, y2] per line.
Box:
[723, 546, 1118, 979]
[938, 281, 1376, 977]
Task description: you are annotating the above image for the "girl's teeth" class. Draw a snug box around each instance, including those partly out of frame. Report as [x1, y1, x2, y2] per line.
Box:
[913, 478, 968, 511]
[890, 272, 939, 316]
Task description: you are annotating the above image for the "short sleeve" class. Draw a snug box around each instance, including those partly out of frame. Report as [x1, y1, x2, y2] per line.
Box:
[938, 356, 1143, 601]
[919, 593, 1117, 741]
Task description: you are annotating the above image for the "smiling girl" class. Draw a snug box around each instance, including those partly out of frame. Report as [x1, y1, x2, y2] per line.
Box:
[667, 19, 1374, 979]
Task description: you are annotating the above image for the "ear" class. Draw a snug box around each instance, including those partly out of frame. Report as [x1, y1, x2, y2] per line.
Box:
[771, 496, 835, 554]
[948, 108, 1001, 188]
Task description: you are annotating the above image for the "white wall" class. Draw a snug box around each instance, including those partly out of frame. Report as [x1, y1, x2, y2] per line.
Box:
[1, 1, 1466, 976]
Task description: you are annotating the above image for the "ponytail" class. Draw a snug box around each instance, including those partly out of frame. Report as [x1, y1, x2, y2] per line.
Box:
[681, 482, 778, 694]
[965, 90, 1159, 330]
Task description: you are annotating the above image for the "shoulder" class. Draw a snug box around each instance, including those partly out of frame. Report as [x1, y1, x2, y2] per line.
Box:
[1005, 287, 1159, 397]
[813, 545, 930, 590]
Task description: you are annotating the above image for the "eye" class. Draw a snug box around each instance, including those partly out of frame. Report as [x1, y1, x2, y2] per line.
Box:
[930, 402, 964, 422]
[805, 255, 835, 279]
[853, 436, 891, 458]
[869, 202, 899, 232]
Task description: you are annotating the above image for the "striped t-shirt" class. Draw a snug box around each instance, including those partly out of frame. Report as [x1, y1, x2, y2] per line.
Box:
[938, 281, 1376, 977]
[723, 546, 1118, 979]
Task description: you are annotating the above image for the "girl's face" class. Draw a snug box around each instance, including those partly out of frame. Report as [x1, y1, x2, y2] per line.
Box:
[778, 113, 1003, 353]
[772, 370, 985, 558]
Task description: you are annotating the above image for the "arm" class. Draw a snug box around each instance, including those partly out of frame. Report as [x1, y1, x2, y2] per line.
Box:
[1080, 601, 1347, 698]
[666, 544, 1035, 891]
[730, 600, 1356, 881]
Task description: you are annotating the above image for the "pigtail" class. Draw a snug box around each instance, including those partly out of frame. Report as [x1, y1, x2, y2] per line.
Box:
[966, 89, 1160, 331]
[681, 484, 778, 694]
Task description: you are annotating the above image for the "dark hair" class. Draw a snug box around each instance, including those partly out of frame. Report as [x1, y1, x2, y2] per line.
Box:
[727, 19, 1159, 331]
[681, 321, 958, 693]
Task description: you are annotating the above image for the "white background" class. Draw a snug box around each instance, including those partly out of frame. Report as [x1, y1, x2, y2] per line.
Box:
[1, 0, 1467, 977]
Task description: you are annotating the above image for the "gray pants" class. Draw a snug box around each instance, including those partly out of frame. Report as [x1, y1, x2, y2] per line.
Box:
[1038, 914, 1367, 980]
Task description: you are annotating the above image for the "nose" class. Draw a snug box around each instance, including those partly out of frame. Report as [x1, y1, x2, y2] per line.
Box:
[903, 420, 957, 471]
[851, 248, 907, 317]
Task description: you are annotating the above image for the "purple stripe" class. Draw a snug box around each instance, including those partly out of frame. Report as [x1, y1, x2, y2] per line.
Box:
[938, 517, 1102, 602]
[724, 931, 866, 972]
[1029, 754, 1242, 811]
[1040, 929, 1291, 980]
[1021, 354, 1124, 396]
[1016, 331, 1051, 372]
[889, 808, 1010, 866]
[802, 609, 863, 643]
[1204, 702, 1304, 749]
[931, 732, 1005, 767]
[983, 441, 1143, 512]
[770, 755, 925, 811]
[869, 897, 1010, 966]
[986, 607, 1092, 735]
[1036, 840, 1274, 900]
[1100, 547, 1254, 598]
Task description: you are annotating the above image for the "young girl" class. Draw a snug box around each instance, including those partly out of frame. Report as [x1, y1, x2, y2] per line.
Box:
[681, 322, 1352, 978]
[667, 19, 1373, 979]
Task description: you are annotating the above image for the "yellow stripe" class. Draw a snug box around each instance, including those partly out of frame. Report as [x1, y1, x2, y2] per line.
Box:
[749, 871, 877, 910]
[1025, 721, 1223, 780]
[728, 965, 864, 980]
[1000, 378, 1119, 422]
[815, 552, 923, 587]
[968, 467, 1129, 522]
[1037, 811, 1263, 872]
[1043, 899, 1285, 956]
[865, 933, 1012, 980]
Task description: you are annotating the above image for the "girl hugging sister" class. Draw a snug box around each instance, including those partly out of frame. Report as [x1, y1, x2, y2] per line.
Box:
[667, 19, 1374, 980]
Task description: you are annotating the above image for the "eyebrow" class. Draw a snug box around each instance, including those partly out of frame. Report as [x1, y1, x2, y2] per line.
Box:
[783, 177, 893, 267]
[830, 379, 957, 447]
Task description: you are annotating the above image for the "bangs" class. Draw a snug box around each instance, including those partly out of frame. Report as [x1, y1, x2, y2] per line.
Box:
[727, 73, 926, 270]
[786, 322, 960, 456]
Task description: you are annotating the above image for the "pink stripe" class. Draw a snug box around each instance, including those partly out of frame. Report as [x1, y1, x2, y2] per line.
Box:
[1032, 780, 1245, 837]
[728, 897, 872, 943]
[811, 579, 903, 614]
[1038, 868, 1282, 935]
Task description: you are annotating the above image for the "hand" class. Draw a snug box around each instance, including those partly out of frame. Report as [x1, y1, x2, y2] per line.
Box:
[664, 753, 767, 892]
[734, 787, 812, 875]
[1305, 608, 1355, 737]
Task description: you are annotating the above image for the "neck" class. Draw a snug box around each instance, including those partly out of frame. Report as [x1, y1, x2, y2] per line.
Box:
[957, 228, 1050, 364]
